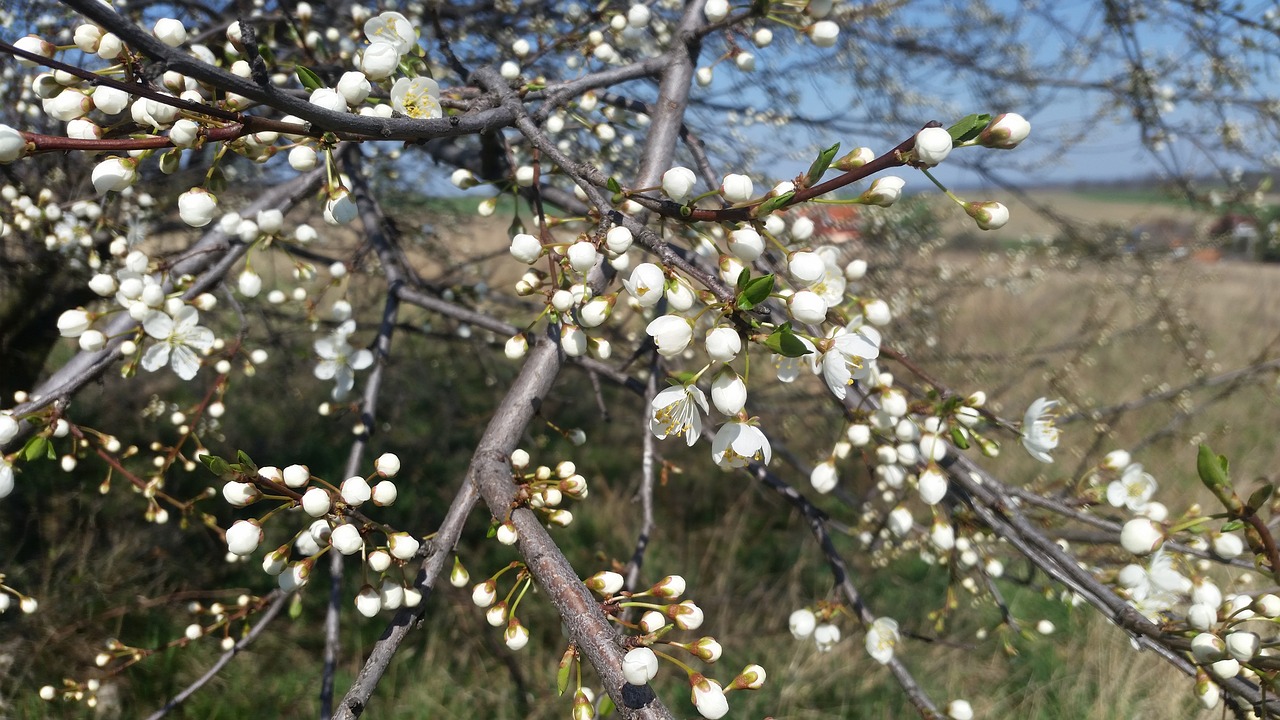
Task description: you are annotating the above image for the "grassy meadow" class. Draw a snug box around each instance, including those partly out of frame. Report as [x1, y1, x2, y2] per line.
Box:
[3, 189, 1278, 720]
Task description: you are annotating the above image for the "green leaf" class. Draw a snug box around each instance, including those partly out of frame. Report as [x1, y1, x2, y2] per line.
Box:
[22, 436, 48, 463]
[1196, 444, 1230, 490]
[671, 371, 699, 385]
[947, 113, 992, 144]
[295, 65, 323, 92]
[237, 450, 258, 473]
[1222, 519, 1246, 533]
[753, 190, 795, 218]
[736, 274, 775, 310]
[1247, 484, 1275, 513]
[763, 325, 812, 357]
[736, 267, 751, 292]
[555, 646, 575, 696]
[606, 177, 622, 194]
[200, 454, 231, 477]
[950, 427, 970, 450]
[805, 142, 841, 186]
[289, 594, 304, 619]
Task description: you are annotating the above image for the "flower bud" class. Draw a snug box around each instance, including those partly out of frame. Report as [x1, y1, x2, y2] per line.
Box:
[388, 532, 420, 560]
[720, 173, 753, 203]
[662, 166, 697, 201]
[451, 168, 478, 189]
[301, 486, 331, 517]
[91, 157, 136, 194]
[324, 190, 358, 225]
[289, 146, 318, 171]
[1195, 669, 1221, 709]
[504, 618, 530, 651]
[1120, 518, 1163, 555]
[705, 327, 742, 364]
[965, 201, 1010, 231]
[808, 20, 840, 47]
[330, 523, 364, 555]
[509, 233, 543, 264]
[375, 452, 401, 477]
[262, 550, 287, 575]
[222, 481, 261, 507]
[586, 571, 624, 596]
[710, 366, 747, 416]
[979, 113, 1031, 149]
[690, 636, 723, 662]
[912, 126, 953, 167]
[605, 226, 633, 255]
[153, 18, 188, 47]
[504, 334, 529, 359]
[651, 574, 686, 599]
[1191, 632, 1226, 663]
[1225, 631, 1259, 662]
[788, 290, 828, 325]
[341, 476, 372, 506]
[1187, 603, 1217, 631]
[690, 675, 729, 720]
[472, 580, 497, 607]
[1212, 532, 1244, 560]
[788, 251, 825, 286]
[57, 308, 93, 338]
[946, 699, 974, 720]
[917, 468, 948, 505]
[359, 41, 400, 81]
[567, 240, 599, 273]
[178, 188, 218, 227]
[225, 519, 263, 556]
[496, 521, 519, 545]
[336, 71, 371, 106]
[670, 600, 704, 630]
[368, 480, 397, 507]
[727, 227, 764, 262]
[355, 585, 382, 617]
[640, 610, 667, 633]
[13, 35, 54, 68]
[862, 176, 905, 207]
[1209, 658, 1240, 680]
[622, 647, 659, 685]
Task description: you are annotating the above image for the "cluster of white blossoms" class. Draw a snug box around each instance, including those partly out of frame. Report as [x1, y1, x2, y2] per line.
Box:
[461, 449, 594, 653]
[220, 452, 421, 618]
[604, 573, 764, 720]
[54, 246, 216, 381]
[0, 8, 446, 231]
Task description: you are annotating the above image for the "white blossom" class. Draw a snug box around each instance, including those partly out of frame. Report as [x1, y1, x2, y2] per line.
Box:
[711, 420, 771, 468]
[865, 616, 900, 664]
[314, 320, 374, 400]
[141, 306, 215, 380]
[1020, 397, 1059, 463]
[651, 383, 708, 446]
[390, 77, 442, 119]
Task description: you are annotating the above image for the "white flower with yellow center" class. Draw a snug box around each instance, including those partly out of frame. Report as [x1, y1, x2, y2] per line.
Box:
[650, 383, 708, 446]
[390, 77, 442, 120]
[1106, 463, 1157, 511]
[363, 11, 416, 54]
[865, 616, 900, 664]
[1020, 397, 1060, 463]
[141, 306, 215, 380]
[711, 420, 771, 468]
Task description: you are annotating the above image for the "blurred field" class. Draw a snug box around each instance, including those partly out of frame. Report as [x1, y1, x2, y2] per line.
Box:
[4, 189, 1278, 719]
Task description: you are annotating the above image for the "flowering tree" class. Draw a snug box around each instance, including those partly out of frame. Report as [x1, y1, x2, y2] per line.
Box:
[2, 1, 1280, 719]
